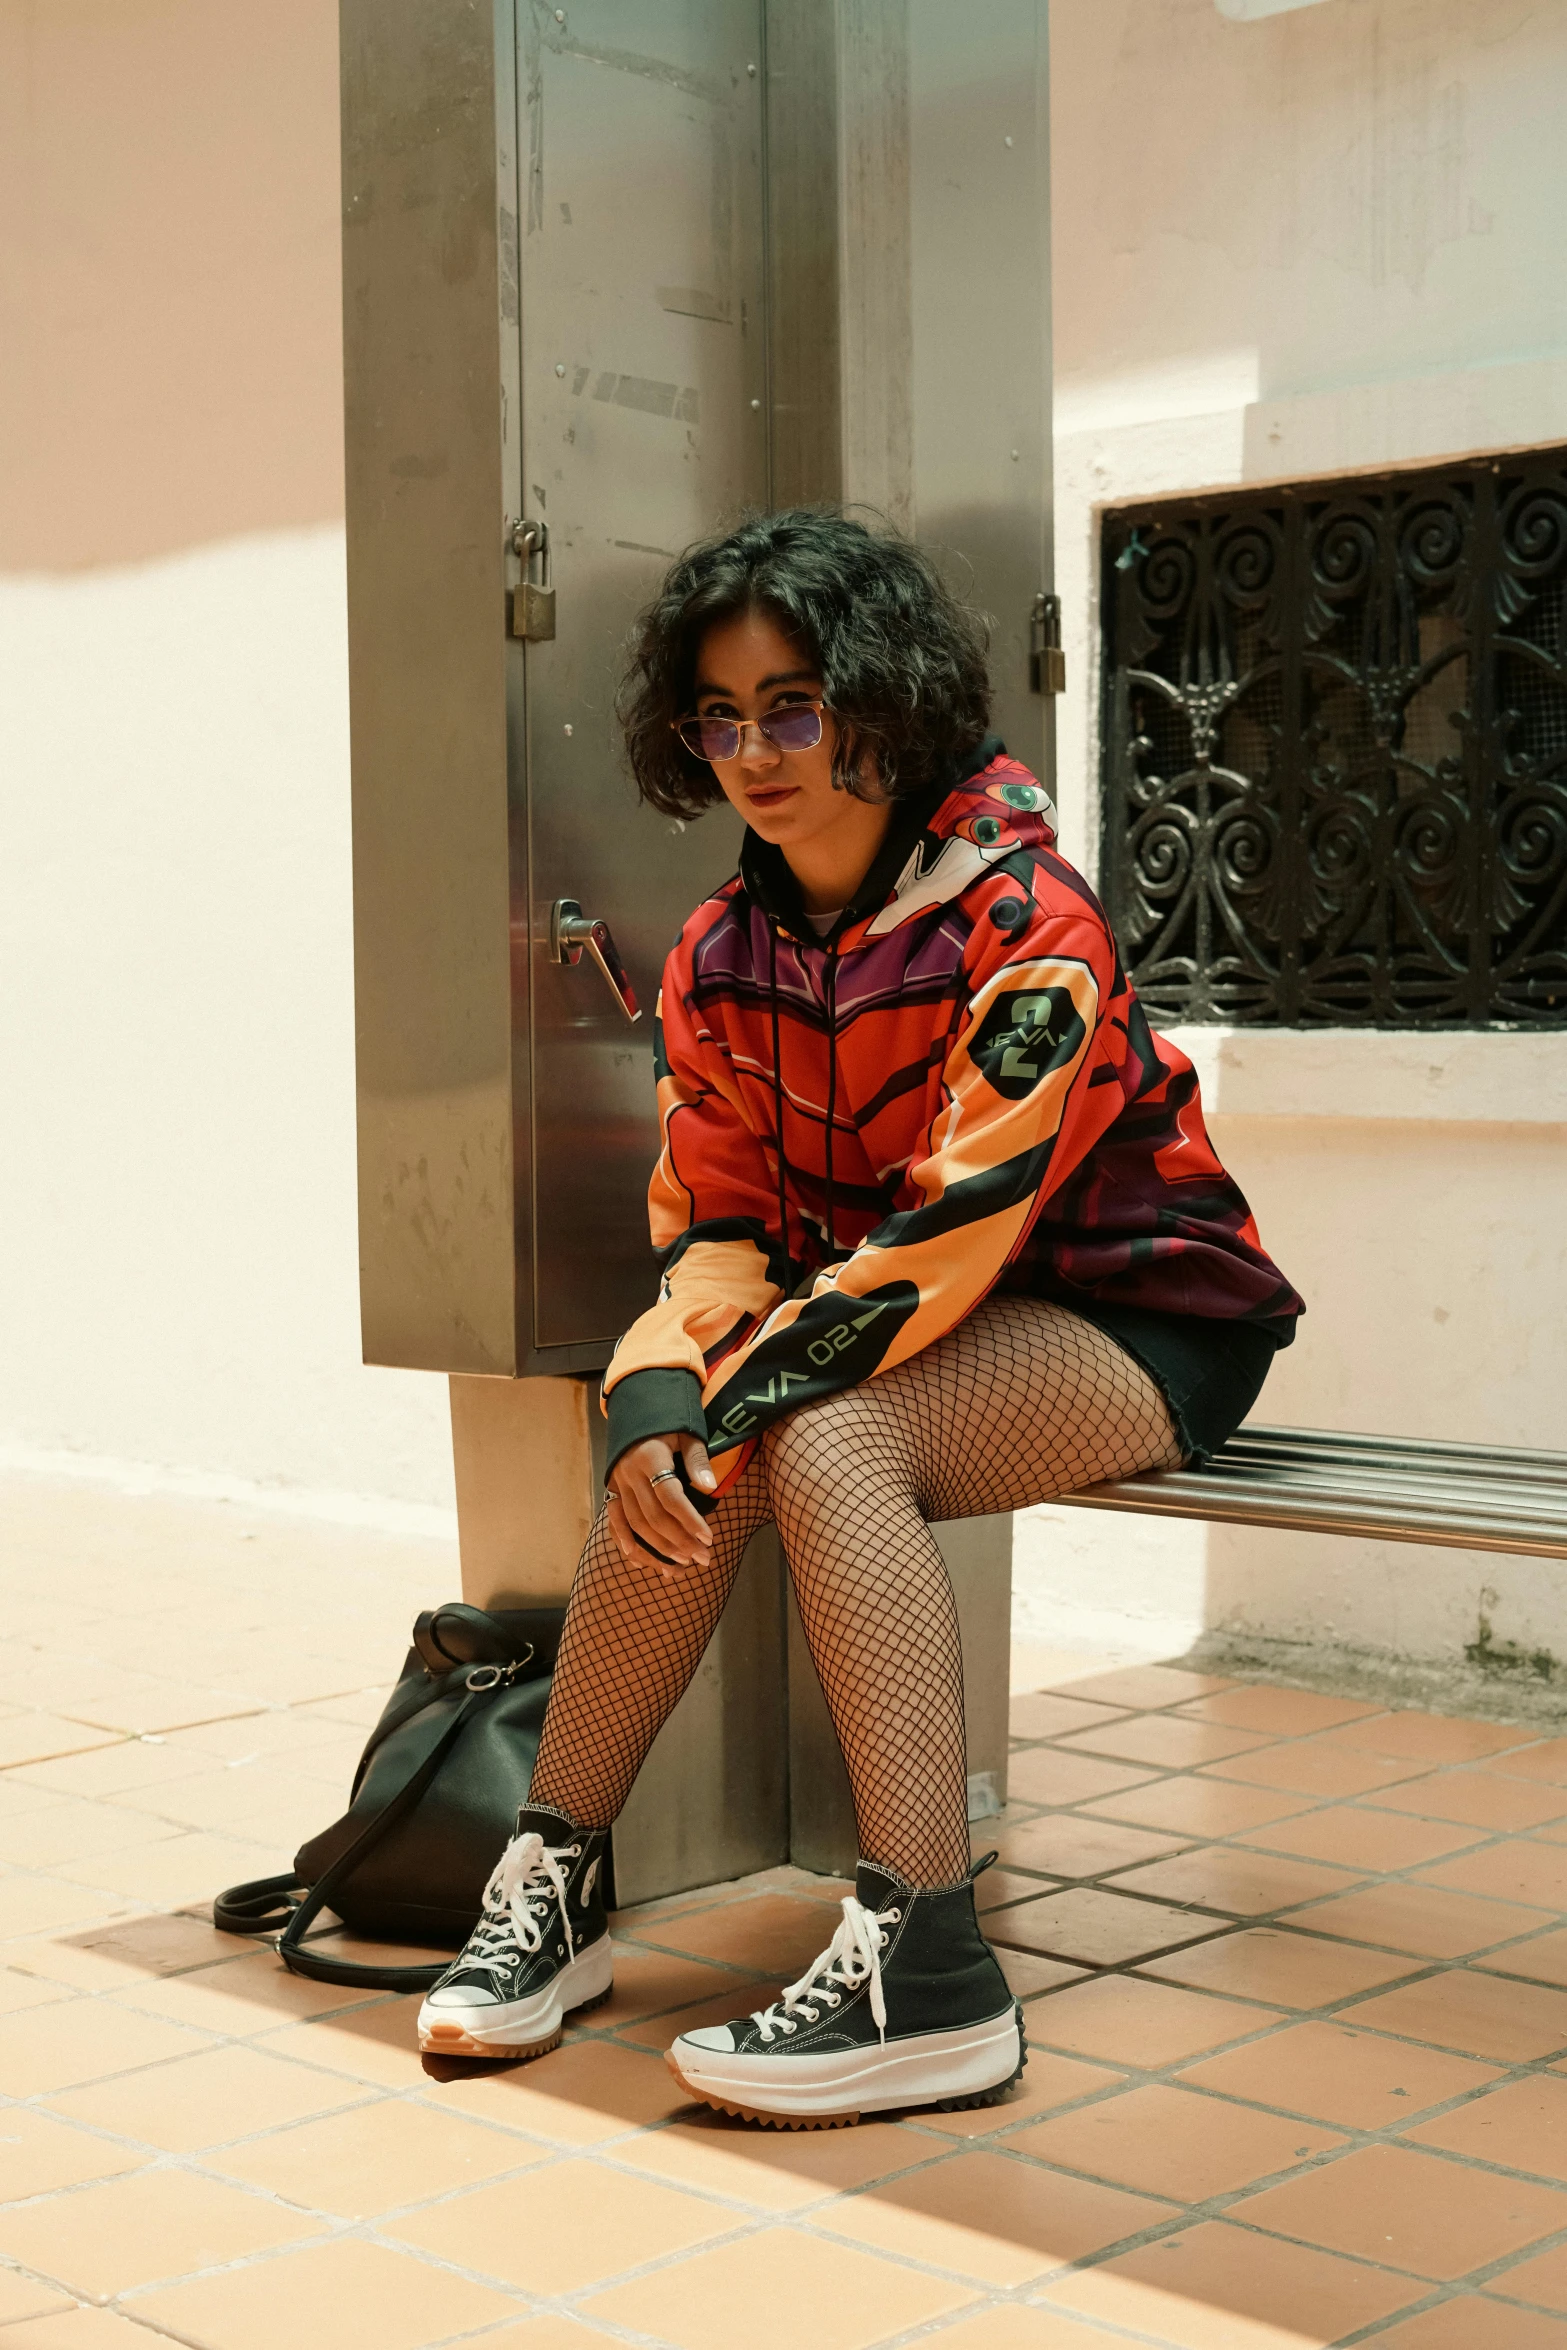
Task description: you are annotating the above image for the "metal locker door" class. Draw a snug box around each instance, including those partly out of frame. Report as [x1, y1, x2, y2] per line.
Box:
[517, 5, 768, 1355]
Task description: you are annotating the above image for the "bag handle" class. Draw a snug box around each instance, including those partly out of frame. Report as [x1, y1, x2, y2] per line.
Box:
[215, 1679, 497, 1993]
[413, 1605, 544, 1677]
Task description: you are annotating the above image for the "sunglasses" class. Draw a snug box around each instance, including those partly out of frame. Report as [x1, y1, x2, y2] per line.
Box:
[674, 703, 826, 762]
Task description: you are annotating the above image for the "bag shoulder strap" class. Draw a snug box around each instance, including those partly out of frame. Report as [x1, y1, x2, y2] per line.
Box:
[212, 1874, 301, 1937]
[215, 1685, 488, 1992]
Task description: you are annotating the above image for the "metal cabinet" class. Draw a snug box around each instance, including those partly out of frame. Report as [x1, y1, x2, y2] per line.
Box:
[520, 7, 770, 1352]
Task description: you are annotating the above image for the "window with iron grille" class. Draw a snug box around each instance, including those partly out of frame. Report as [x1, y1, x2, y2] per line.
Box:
[1099, 453, 1567, 1026]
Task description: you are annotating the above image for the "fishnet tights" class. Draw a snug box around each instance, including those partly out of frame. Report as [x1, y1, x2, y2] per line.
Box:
[530, 1297, 1183, 1888]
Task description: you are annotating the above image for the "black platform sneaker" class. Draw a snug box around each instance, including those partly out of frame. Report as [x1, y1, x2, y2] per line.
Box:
[665, 1858, 1024, 2128]
[417, 1805, 611, 2059]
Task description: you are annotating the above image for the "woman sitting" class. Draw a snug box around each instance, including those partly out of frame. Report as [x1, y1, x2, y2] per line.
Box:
[417, 510, 1303, 2128]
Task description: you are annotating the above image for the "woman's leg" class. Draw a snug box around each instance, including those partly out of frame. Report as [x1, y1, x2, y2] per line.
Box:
[664, 1301, 1181, 2122]
[763, 1297, 1183, 1889]
[419, 1456, 773, 2058]
[528, 1453, 772, 1829]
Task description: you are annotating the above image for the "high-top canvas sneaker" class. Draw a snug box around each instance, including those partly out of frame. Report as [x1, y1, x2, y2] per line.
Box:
[665, 1860, 1024, 2127]
[417, 1805, 611, 2059]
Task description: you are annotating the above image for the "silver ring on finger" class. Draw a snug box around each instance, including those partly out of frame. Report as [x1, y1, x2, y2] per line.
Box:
[604, 1489, 619, 1503]
[648, 1469, 682, 1487]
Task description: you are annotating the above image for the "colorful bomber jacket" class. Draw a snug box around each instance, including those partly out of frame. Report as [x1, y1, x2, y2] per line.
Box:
[603, 737, 1303, 1493]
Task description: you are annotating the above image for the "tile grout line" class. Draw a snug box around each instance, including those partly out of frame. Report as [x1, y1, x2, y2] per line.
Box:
[1007, 1720, 1567, 1866]
[971, 2070, 1567, 2236]
[983, 1859, 1567, 1990]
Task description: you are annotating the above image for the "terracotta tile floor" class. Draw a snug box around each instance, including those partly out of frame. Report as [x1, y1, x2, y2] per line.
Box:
[5, 1483, 1567, 2346]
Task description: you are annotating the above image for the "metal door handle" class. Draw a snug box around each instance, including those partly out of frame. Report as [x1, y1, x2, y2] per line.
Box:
[548, 899, 641, 1023]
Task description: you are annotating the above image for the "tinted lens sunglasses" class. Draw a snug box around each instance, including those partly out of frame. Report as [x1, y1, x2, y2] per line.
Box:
[674, 704, 826, 762]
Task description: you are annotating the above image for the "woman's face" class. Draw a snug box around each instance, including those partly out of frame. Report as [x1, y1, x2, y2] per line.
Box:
[692, 609, 889, 888]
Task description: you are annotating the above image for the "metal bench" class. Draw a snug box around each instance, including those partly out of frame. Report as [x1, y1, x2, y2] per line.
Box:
[1060, 1424, 1567, 1560]
[586, 1421, 1567, 1904]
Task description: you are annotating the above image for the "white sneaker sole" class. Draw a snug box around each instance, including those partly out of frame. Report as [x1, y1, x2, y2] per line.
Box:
[666, 2004, 1024, 2128]
[417, 1934, 614, 2060]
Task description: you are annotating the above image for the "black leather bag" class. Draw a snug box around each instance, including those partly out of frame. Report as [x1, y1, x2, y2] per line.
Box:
[213, 1601, 566, 1993]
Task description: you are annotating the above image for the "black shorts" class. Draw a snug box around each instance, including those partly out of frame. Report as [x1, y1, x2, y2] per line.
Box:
[1068, 1302, 1292, 1467]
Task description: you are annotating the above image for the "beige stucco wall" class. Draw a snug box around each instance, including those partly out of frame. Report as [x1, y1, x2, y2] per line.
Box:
[0, 1, 456, 1524]
[0, 0, 344, 569]
[1019, 0, 1567, 1673]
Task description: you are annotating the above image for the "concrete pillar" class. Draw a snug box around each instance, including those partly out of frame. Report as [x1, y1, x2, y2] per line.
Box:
[449, 1374, 600, 1610]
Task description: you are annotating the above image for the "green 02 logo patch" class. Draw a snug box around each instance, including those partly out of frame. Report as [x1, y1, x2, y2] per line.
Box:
[969, 984, 1086, 1101]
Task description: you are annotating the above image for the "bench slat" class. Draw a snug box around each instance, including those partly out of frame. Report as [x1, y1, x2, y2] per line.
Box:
[1197, 1458, 1567, 1518]
[1057, 1422, 1567, 1559]
[1219, 1427, 1567, 1487]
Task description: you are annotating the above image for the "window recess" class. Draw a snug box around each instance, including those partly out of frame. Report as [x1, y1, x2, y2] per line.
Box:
[1100, 454, 1567, 1028]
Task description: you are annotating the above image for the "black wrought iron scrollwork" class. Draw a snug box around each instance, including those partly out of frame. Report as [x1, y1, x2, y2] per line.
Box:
[1101, 453, 1567, 1026]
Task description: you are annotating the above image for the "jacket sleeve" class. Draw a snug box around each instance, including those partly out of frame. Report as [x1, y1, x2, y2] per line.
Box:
[692, 896, 1122, 1490]
[601, 969, 789, 1470]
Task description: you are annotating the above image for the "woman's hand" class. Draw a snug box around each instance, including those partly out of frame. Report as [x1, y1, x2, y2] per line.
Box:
[606, 1433, 718, 1579]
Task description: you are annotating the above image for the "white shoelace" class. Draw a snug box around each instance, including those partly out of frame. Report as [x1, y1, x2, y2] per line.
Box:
[458, 1831, 578, 1983]
[749, 1895, 902, 2046]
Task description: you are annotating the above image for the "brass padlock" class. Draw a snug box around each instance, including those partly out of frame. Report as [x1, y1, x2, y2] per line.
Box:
[509, 519, 556, 642]
[1030, 591, 1065, 696]
[512, 580, 556, 641]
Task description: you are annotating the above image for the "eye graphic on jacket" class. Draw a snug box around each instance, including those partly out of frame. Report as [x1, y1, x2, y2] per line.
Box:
[970, 986, 1086, 1100]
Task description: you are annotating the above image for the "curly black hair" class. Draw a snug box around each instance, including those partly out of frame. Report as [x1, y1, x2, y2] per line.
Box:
[619, 509, 991, 818]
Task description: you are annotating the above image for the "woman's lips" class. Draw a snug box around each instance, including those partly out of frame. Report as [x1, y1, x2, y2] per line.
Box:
[745, 783, 798, 811]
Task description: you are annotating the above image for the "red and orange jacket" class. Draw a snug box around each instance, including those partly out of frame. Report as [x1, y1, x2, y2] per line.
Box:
[604, 739, 1302, 1492]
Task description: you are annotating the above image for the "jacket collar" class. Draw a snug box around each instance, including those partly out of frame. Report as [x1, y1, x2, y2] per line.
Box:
[739, 734, 1006, 943]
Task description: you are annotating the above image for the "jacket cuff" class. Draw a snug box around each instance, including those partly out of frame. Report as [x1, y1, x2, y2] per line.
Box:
[605, 1367, 706, 1474]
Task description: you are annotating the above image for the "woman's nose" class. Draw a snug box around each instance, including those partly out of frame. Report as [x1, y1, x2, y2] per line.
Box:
[738, 723, 780, 768]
